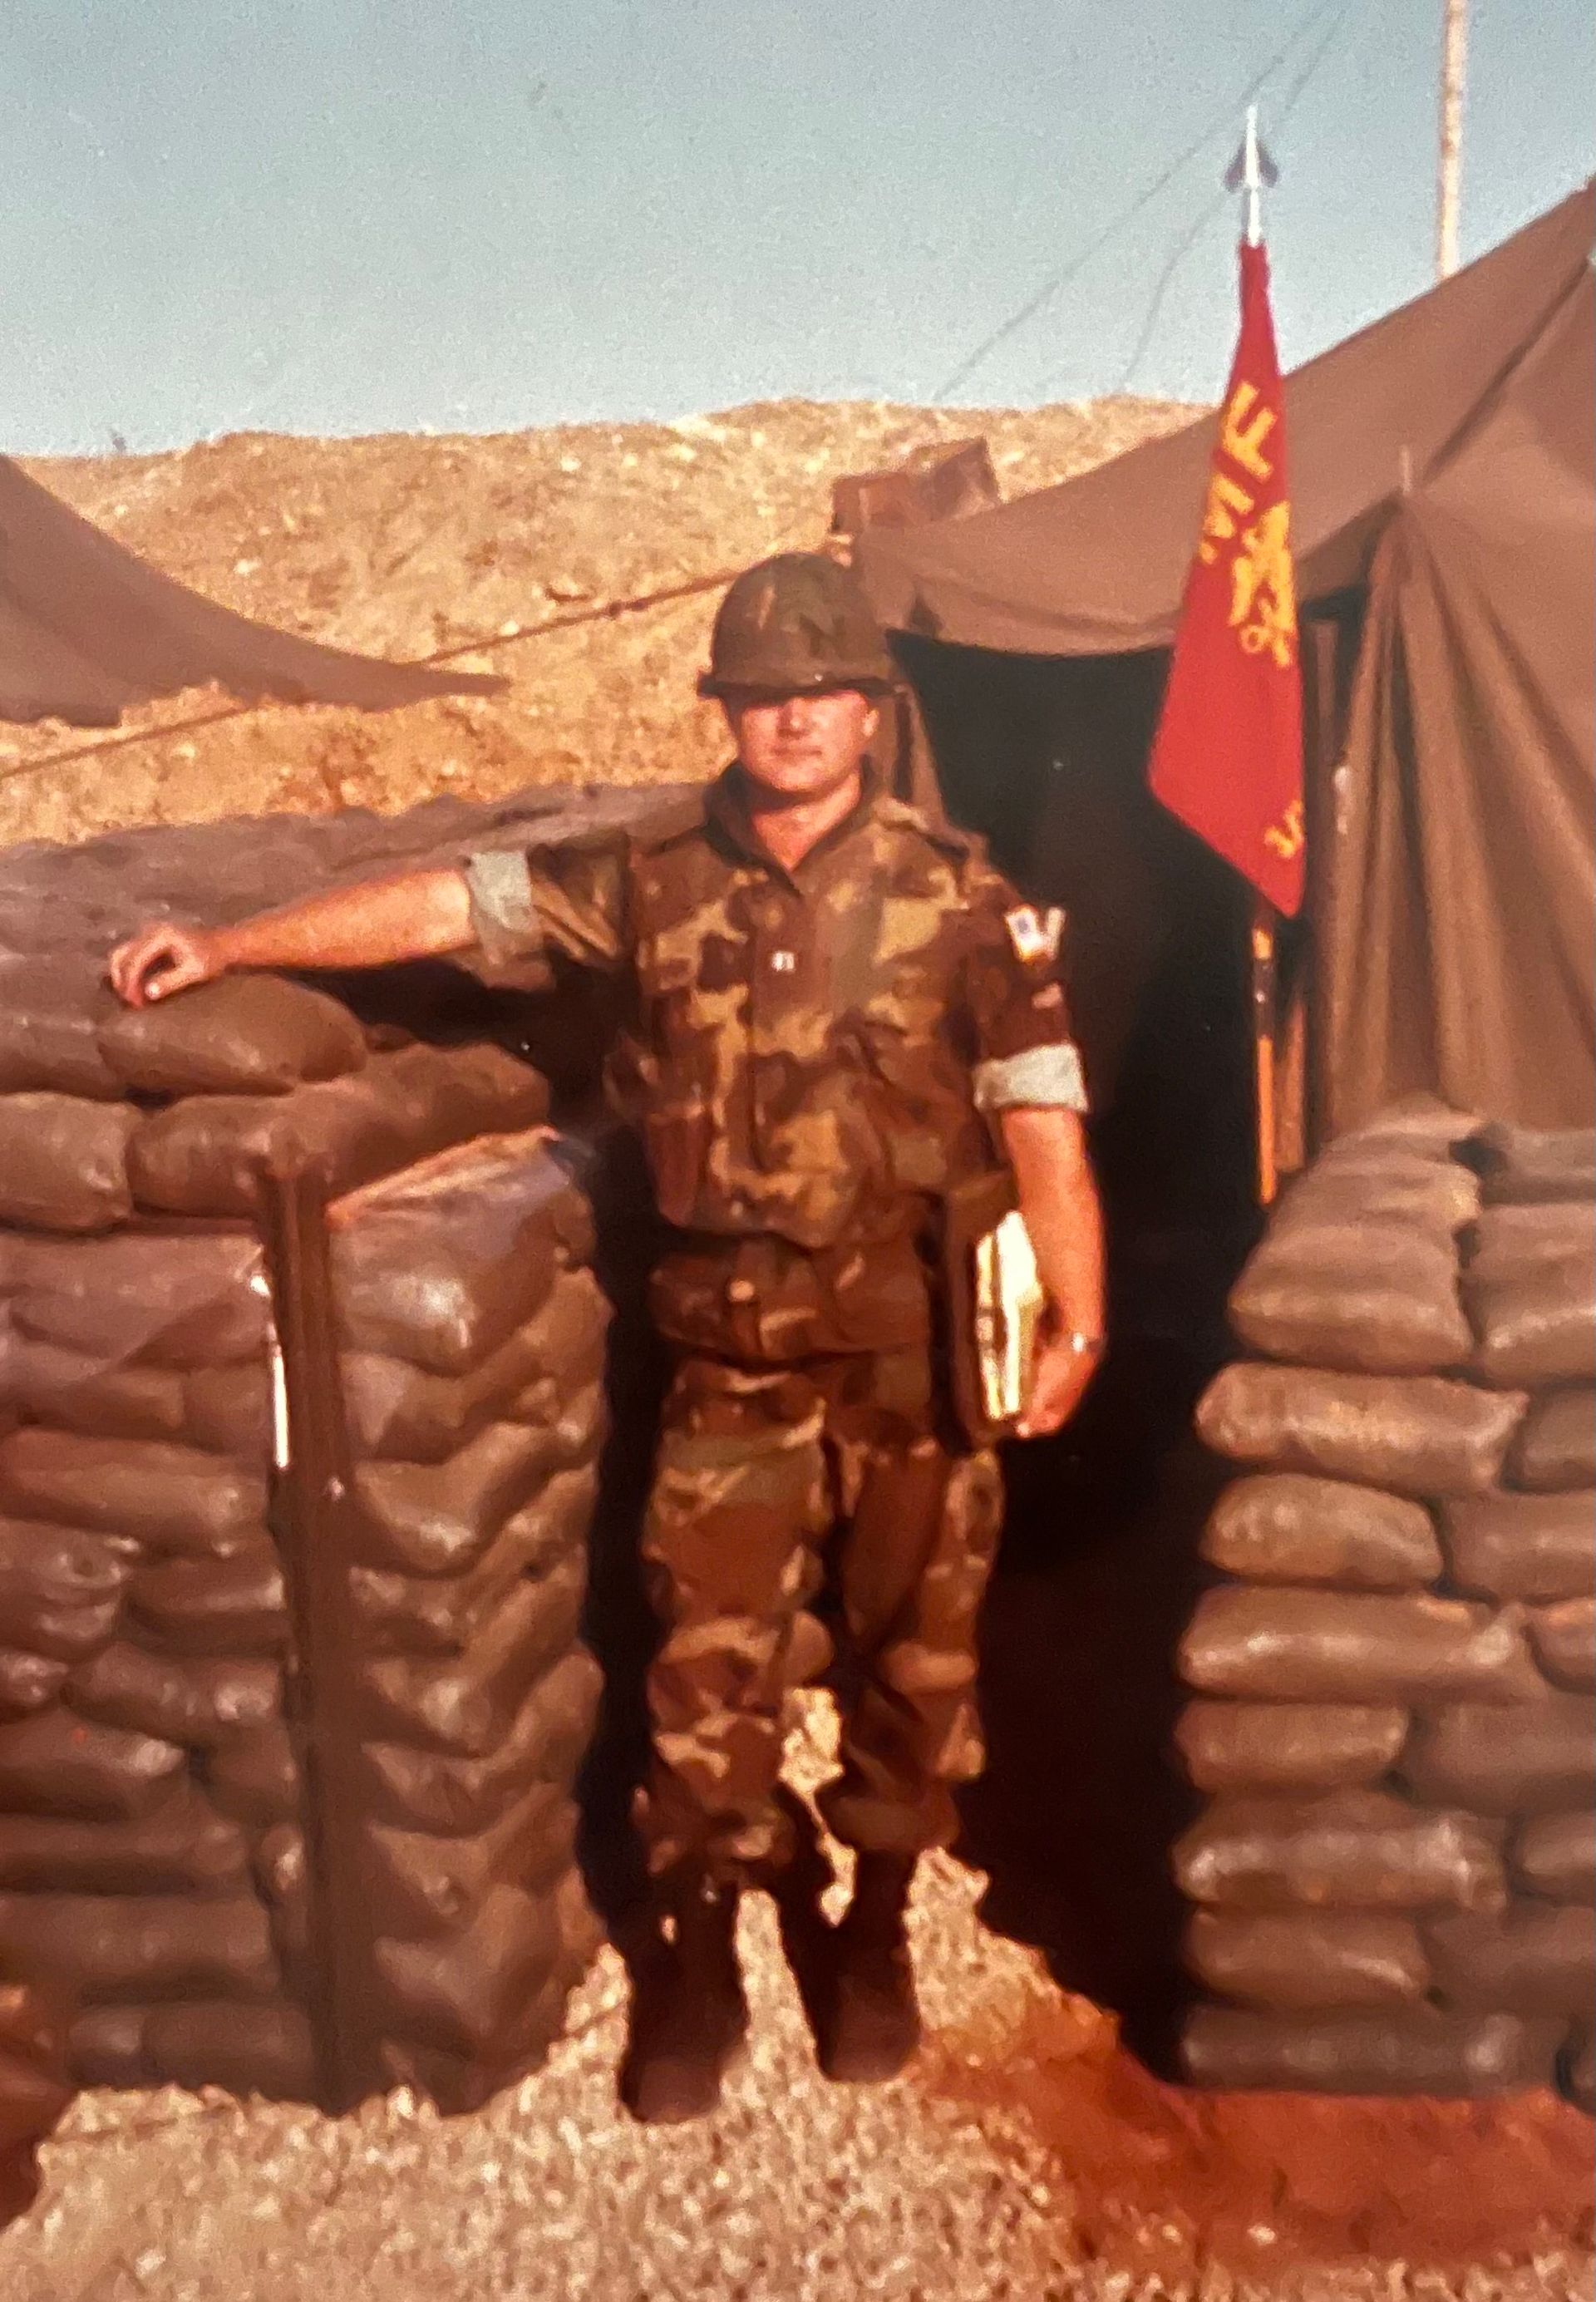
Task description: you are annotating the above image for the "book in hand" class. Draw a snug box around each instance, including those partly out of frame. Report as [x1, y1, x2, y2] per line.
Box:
[943, 1167, 1043, 1447]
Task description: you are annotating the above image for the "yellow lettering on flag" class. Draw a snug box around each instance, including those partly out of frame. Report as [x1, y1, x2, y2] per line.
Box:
[1219, 382, 1278, 481]
[1264, 797, 1306, 861]
[1229, 502, 1298, 670]
[1197, 471, 1256, 564]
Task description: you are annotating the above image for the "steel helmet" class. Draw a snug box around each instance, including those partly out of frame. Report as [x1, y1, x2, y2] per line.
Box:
[698, 551, 897, 699]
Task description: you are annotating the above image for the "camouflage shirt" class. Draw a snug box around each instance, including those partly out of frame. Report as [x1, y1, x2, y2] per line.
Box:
[465, 767, 1085, 1345]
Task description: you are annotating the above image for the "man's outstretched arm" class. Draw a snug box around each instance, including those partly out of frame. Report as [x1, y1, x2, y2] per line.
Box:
[108, 868, 475, 1007]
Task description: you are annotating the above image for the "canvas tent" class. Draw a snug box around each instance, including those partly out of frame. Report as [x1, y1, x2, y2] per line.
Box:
[0, 454, 503, 727]
[858, 183, 1595, 1142]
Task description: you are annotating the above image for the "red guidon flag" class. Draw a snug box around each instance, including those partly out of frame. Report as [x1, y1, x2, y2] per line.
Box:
[1148, 239, 1305, 914]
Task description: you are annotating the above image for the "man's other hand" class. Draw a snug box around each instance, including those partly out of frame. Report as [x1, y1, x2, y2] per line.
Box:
[108, 923, 225, 1008]
[1016, 1328, 1102, 1439]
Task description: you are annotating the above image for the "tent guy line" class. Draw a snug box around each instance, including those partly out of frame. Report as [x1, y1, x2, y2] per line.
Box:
[929, 0, 1350, 406]
[0, 564, 745, 792]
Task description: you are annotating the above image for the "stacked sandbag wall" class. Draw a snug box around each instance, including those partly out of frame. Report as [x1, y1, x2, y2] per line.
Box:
[329, 1133, 608, 2109]
[1174, 1108, 1594, 2106]
[0, 964, 608, 2110]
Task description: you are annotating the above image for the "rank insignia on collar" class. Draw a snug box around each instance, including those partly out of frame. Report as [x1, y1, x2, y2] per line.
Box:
[1003, 905, 1065, 966]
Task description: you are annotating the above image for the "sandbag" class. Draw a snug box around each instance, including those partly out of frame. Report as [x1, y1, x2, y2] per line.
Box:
[0, 1786, 249, 1895]
[1466, 1235, 1596, 1390]
[6, 1340, 189, 1444]
[1200, 1476, 1442, 1590]
[339, 1269, 608, 1462]
[352, 1419, 569, 1579]
[374, 1882, 559, 2059]
[353, 1559, 585, 1758]
[0, 1649, 68, 1721]
[1402, 1698, 1596, 1813]
[0, 956, 122, 1097]
[253, 1825, 311, 1981]
[1511, 1389, 1595, 1492]
[10, 1229, 266, 1368]
[1173, 1790, 1505, 1913]
[133, 2000, 318, 2100]
[1174, 1701, 1408, 1793]
[202, 1725, 299, 1828]
[127, 1043, 548, 1216]
[1181, 2004, 1559, 2096]
[357, 1647, 602, 1836]
[130, 1550, 288, 1656]
[1529, 1600, 1595, 1692]
[0, 1706, 185, 1820]
[1426, 1903, 1596, 2014]
[1180, 1587, 1542, 1705]
[98, 973, 367, 1097]
[1513, 1812, 1596, 1903]
[67, 1644, 283, 1747]
[330, 1132, 585, 1375]
[1475, 1123, 1596, 1205]
[0, 1892, 278, 2001]
[362, 1780, 572, 1935]
[1229, 1221, 1471, 1377]
[0, 1518, 138, 1663]
[1466, 1201, 1596, 1282]
[1196, 1363, 1526, 1496]
[1443, 1491, 1595, 1602]
[0, 1095, 139, 1233]
[183, 1364, 272, 1457]
[349, 1470, 594, 1656]
[0, 1429, 268, 1555]
[1185, 1910, 1431, 2009]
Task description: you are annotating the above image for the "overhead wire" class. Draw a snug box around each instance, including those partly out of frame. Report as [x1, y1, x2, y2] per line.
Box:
[929, 0, 1348, 406]
[1106, 0, 1366, 396]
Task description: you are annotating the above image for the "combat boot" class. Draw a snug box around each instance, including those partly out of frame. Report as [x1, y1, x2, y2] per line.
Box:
[618, 1871, 747, 2124]
[813, 1851, 923, 2084]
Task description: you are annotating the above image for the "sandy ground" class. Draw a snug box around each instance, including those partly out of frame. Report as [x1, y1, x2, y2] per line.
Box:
[1, 1698, 1589, 2302]
[2, 397, 1195, 850]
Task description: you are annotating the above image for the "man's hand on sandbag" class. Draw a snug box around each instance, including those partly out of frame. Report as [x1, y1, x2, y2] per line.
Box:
[108, 923, 226, 1007]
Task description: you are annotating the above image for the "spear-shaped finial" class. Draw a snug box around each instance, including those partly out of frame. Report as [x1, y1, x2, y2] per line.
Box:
[1224, 104, 1279, 246]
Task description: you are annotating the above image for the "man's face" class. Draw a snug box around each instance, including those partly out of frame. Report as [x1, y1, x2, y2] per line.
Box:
[722, 688, 879, 805]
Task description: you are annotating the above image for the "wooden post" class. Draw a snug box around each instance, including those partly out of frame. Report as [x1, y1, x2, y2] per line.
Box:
[1251, 898, 1280, 1205]
[1436, 0, 1470, 280]
[256, 1160, 379, 2112]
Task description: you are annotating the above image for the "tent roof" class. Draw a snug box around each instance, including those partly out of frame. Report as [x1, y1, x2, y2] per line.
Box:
[0, 454, 505, 727]
[858, 183, 1596, 656]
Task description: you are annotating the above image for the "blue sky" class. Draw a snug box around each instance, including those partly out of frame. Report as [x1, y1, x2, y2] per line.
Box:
[7, 0, 1592, 452]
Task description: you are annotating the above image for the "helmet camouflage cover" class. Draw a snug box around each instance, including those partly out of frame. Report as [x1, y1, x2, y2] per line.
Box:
[698, 551, 897, 699]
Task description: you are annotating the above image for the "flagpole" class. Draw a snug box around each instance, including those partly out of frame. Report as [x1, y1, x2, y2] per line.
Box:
[1239, 105, 1282, 1209]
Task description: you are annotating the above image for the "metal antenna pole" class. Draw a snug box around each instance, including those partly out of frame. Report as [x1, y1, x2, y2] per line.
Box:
[1436, 0, 1470, 279]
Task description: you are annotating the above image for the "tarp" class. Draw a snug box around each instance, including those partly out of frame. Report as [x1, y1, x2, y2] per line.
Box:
[0, 455, 504, 727]
[1327, 256, 1595, 1131]
[859, 185, 1596, 1136]
[859, 185, 1594, 653]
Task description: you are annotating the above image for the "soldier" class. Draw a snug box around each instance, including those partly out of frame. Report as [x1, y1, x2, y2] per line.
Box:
[108, 552, 1106, 2124]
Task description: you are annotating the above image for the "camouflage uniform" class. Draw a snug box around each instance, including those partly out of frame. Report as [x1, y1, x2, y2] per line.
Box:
[466, 764, 1086, 1884]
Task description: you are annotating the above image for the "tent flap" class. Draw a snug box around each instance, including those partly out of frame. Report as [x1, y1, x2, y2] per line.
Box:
[0, 456, 504, 727]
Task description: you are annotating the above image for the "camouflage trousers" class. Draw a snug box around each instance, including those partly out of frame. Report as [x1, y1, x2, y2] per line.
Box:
[636, 1347, 1004, 1885]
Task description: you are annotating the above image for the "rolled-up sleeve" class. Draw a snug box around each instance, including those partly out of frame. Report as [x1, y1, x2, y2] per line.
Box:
[461, 831, 630, 974]
[958, 863, 1089, 1115]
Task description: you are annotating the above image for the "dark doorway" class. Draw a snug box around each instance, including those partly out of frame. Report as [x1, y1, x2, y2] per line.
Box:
[899, 636, 1263, 2068]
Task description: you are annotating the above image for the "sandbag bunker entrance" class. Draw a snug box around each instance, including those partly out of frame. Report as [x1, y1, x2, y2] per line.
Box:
[0, 793, 667, 2113]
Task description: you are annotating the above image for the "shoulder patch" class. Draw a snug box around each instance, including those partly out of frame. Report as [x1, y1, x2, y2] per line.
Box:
[1003, 905, 1066, 966]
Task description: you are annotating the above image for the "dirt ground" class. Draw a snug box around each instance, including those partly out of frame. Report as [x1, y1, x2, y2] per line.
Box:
[1, 395, 1194, 850]
[0, 1699, 1589, 2302]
